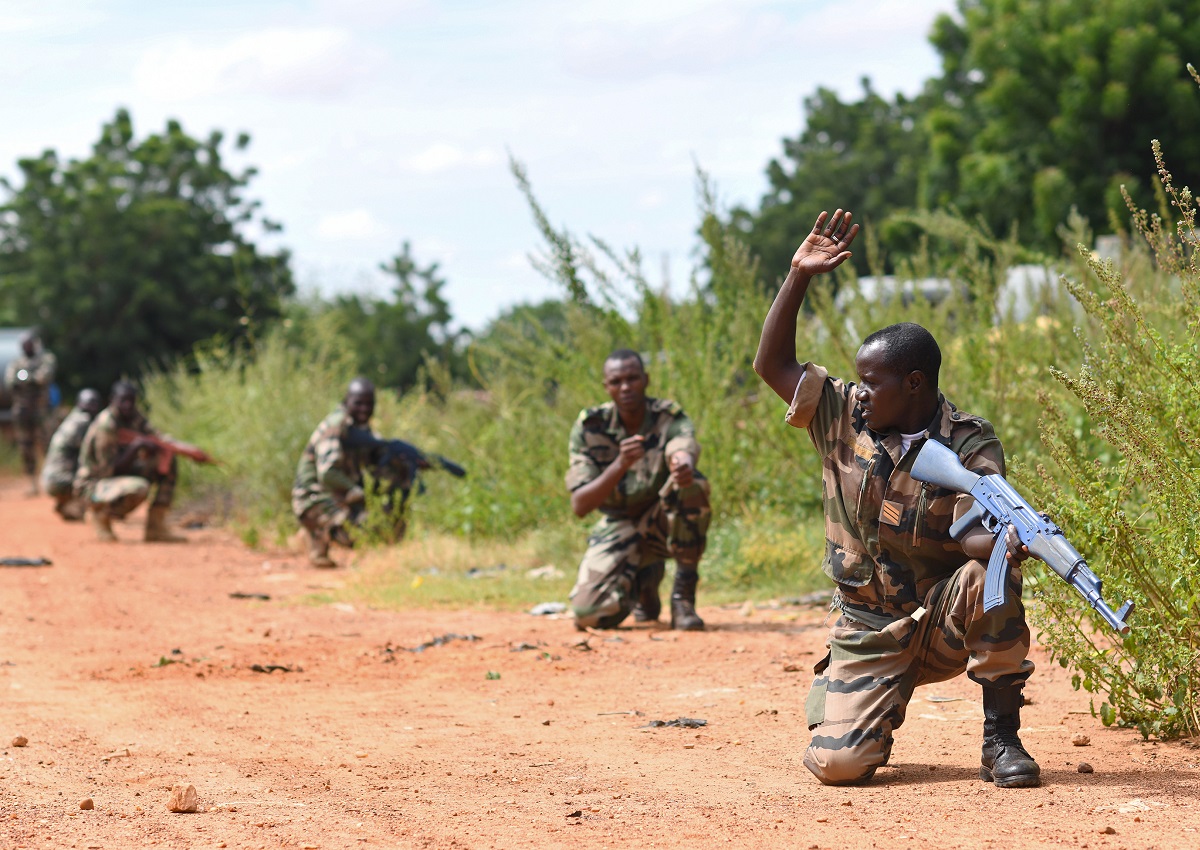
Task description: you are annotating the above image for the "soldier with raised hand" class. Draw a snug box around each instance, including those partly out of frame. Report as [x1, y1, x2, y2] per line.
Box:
[41, 388, 103, 521]
[565, 349, 711, 631]
[4, 329, 57, 495]
[752, 210, 1040, 788]
[292, 378, 380, 568]
[76, 381, 186, 543]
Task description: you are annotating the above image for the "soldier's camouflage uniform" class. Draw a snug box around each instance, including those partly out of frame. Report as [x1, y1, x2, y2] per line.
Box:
[786, 362, 1033, 785]
[76, 405, 176, 517]
[4, 348, 56, 478]
[565, 397, 711, 629]
[41, 404, 96, 510]
[292, 408, 378, 550]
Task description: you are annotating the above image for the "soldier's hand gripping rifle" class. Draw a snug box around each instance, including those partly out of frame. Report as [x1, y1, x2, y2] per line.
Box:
[910, 439, 1134, 634]
[116, 429, 219, 476]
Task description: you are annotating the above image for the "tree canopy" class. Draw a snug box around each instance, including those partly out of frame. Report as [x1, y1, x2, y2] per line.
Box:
[0, 109, 294, 394]
[733, 0, 1200, 281]
[319, 242, 465, 391]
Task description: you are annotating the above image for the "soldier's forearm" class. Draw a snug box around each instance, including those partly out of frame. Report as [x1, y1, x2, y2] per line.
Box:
[754, 267, 811, 402]
[570, 462, 627, 517]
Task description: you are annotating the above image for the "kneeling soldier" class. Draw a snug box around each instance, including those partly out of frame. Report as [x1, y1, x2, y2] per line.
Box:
[41, 388, 103, 520]
[76, 381, 186, 543]
[566, 349, 711, 631]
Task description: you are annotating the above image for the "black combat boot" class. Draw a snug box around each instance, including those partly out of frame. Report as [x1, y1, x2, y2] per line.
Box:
[669, 562, 705, 631]
[632, 561, 665, 622]
[980, 686, 1041, 788]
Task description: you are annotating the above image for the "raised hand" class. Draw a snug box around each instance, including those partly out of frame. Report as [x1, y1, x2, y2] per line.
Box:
[791, 209, 860, 277]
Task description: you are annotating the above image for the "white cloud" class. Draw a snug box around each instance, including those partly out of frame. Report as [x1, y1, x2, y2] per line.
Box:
[559, 7, 790, 79]
[132, 28, 371, 101]
[401, 144, 502, 175]
[0, 0, 105, 34]
[638, 190, 665, 209]
[315, 209, 389, 241]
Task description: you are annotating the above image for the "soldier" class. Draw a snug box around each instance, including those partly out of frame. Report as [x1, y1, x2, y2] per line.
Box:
[752, 209, 1040, 788]
[292, 378, 383, 568]
[4, 330, 57, 494]
[76, 381, 185, 543]
[41, 388, 103, 521]
[566, 349, 711, 631]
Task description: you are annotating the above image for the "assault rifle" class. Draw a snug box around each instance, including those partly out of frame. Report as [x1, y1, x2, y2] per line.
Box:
[342, 428, 466, 542]
[910, 439, 1133, 634]
[116, 429, 219, 476]
[344, 428, 466, 480]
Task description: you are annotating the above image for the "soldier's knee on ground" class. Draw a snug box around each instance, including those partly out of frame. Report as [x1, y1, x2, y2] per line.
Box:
[803, 741, 882, 786]
[571, 593, 630, 631]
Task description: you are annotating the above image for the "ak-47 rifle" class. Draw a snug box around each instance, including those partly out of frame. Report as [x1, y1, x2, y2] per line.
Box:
[910, 439, 1133, 634]
[344, 427, 466, 481]
[341, 428, 466, 540]
[116, 429, 219, 476]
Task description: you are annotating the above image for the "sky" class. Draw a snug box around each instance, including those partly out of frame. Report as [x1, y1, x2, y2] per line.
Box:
[1, 0, 958, 330]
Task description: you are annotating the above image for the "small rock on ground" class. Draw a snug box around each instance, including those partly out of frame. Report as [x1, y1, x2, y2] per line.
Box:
[168, 784, 199, 813]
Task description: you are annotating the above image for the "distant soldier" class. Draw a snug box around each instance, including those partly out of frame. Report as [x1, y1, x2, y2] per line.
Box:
[565, 349, 711, 631]
[4, 330, 57, 494]
[76, 381, 186, 543]
[41, 388, 103, 521]
[293, 378, 386, 568]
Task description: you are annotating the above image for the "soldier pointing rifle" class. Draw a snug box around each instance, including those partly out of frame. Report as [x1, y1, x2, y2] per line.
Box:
[75, 381, 208, 542]
[753, 209, 1043, 788]
[292, 378, 464, 569]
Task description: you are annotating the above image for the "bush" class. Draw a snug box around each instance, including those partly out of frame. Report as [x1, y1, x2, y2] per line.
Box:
[1026, 129, 1200, 738]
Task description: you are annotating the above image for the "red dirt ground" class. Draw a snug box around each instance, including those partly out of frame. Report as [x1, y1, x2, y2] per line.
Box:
[1, 475, 1198, 850]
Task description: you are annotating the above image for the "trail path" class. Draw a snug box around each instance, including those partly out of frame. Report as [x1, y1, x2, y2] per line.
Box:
[1, 476, 1197, 849]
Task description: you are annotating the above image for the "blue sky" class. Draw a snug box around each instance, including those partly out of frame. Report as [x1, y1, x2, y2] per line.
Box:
[2, 0, 957, 329]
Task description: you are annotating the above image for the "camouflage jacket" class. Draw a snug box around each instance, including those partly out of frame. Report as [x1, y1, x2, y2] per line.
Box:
[76, 405, 158, 489]
[41, 405, 96, 483]
[565, 397, 701, 520]
[785, 361, 1005, 628]
[292, 408, 377, 513]
[4, 350, 56, 412]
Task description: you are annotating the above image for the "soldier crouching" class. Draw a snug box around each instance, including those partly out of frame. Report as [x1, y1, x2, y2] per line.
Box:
[41, 388, 103, 520]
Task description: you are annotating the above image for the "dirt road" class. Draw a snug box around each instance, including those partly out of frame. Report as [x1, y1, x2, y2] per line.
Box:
[1, 477, 1197, 849]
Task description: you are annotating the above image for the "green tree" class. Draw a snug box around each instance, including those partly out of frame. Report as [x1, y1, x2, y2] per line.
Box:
[323, 241, 465, 390]
[731, 79, 927, 282]
[925, 0, 1200, 245]
[0, 108, 293, 393]
[733, 0, 1200, 276]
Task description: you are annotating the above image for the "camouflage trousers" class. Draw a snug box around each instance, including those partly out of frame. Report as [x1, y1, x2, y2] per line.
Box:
[12, 406, 47, 477]
[803, 558, 1034, 785]
[41, 469, 74, 500]
[570, 475, 711, 629]
[86, 457, 177, 518]
[296, 496, 357, 553]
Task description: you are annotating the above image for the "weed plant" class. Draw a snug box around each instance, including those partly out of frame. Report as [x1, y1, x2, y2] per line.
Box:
[1024, 128, 1200, 738]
